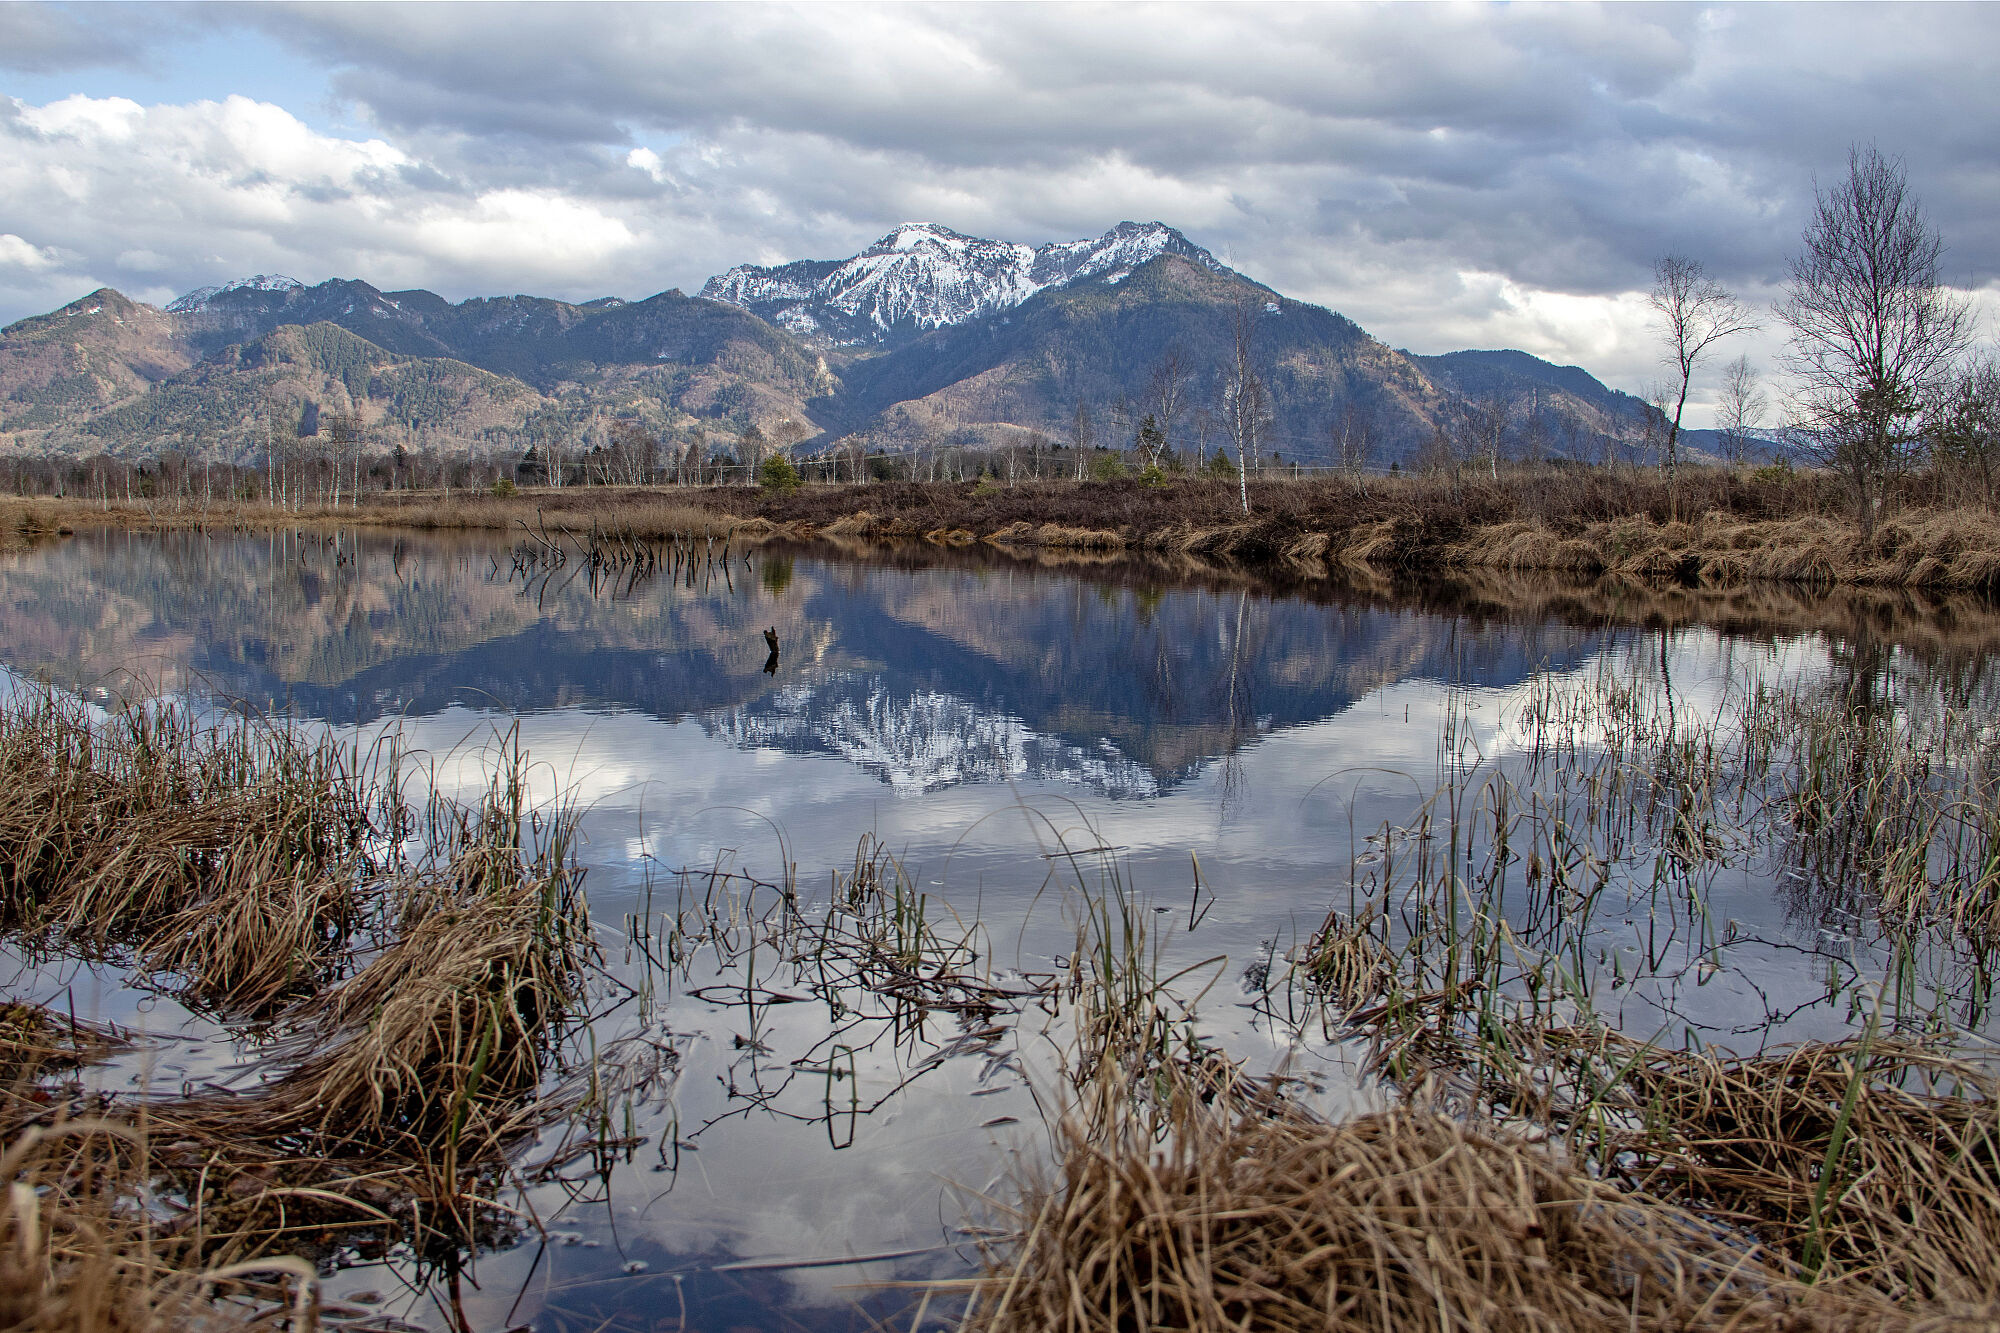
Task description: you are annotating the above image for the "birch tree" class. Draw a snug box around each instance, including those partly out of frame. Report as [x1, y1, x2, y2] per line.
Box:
[1648, 253, 1755, 505]
[1777, 145, 1974, 537]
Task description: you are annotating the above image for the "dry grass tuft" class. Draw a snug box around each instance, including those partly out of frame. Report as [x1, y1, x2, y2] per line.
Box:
[188, 863, 589, 1154]
[822, 508, 884, 538]
[0, 683, 595, 1327]
[0, 1121, 308, 1333]
[960, 1061, 1959, 1333]
[0, 687, 372, 988]
[1524, 1028, 2000, 1302]
[1034, 523, 1127, 550]
[139, 876, 360, 1017]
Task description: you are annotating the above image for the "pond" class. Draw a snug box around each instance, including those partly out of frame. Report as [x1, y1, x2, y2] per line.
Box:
[4, 526, 1997, 1332]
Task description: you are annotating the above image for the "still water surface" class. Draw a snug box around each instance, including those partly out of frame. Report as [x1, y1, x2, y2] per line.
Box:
[2, 528, 1990, 1331]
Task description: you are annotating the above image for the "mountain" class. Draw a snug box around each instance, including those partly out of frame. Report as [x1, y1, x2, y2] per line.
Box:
[699, 221, 1231, 348]
[702, 223, 1661, 461]
[166, 274, 307, 313]
[1, 222, 1671, 468]
[819, 253, 1452, 457]
[0, 289, 197, 432]
[79, 322, 542, 453]
[1412, 348, 1737, 459]
[161, 275, 828, 402]
[2, 278, 835, 456]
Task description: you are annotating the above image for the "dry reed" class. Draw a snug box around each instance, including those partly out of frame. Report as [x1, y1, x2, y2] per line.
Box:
[0, 1000, 124, 1084]
[963, 658, 2000, 1332]
[20, 467, 1998, 590]
[0, 1121, 314, 1333]
[0, 686, 374, 1004]
[958, 1081, 1927, 1333]
[0, 682, 595, 1327]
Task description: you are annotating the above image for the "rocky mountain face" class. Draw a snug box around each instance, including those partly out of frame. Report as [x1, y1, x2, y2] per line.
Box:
[0, 289, 198, 433]
[84, 322, 543, 453]
[0, 222, 1665, 466]
[815, 254, 1458, 455]
[699, 221, 1231, 348]
[1, 277, 830, 457]
[158, 274, 826, 400]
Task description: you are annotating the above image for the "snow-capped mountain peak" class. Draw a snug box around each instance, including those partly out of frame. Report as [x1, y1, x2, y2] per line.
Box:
[874, 222, 984, 254]
[166, 275, 304, 313]
[698, 222, 1226, 346]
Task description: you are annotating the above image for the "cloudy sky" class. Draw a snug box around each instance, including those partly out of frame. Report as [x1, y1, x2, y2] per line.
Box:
[3, 2, 1996, 417]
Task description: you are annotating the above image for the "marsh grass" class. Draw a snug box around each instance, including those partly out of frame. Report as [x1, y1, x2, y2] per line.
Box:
[1284, 664, 2000, 1305]
[963, 652, 2000, 1329]
[0, 1120, 322, 1333]
[0, 685, 383, 1009]
[0, 1000, 125, 1084]
[1756, 685, 2000, 949]
[610, 833, 1055, 1165]
[0, 682, 597, 1327]
[953, 1079, 1949, 1333]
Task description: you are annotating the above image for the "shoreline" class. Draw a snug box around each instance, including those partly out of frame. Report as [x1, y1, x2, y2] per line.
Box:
[6, 469, 2000, 593]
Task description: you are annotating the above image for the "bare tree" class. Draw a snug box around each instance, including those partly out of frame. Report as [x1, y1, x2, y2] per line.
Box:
[1330, 400, 1371, 479]
[1518, 387, 1549, 464]
[1147, 345, 1190, 467]
[1714, 354, 1767, 466]
[1070, 400, 1094, 480]
[1929, 358, 2000, 509]
[1222, 301, 1268, 514]
[738, 423, 769, 483]
[1777, 145, 1975, 538]
[326, 412, 361, 508]
[683, 426, 708, 485]
[1649, 254, 1756, 499]
[1634, 384, 1676, 470]
[1462, 391, 1513, 482]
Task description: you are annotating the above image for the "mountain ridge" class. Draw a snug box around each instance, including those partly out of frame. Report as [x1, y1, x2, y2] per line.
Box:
[699, 220, 1233, 348]
[1, 222, 1673, 466]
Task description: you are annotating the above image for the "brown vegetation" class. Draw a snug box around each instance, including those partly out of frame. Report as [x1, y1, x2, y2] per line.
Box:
[962, 1059, 1998, 1333]
[12, 464, 2000, 592]
[961, 663, 2000, 1332]
[0, 685, 591, 1329]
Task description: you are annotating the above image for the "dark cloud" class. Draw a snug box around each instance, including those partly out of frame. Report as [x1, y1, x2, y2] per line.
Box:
[2, 2, 1995, 411]
[0, 3, 166, 73]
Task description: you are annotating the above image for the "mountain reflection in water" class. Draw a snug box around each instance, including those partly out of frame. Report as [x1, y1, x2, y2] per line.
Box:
[0, 528, 1630, 795]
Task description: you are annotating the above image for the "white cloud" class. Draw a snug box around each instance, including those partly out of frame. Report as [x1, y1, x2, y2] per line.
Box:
[113, 248, 170, 272]
[18, 92, 146, 141]
[408, 188, 635, 276]
[625, 145, 668, 184]
[0, 233, 58, 271]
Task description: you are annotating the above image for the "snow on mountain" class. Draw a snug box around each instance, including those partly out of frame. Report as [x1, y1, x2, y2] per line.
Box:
[704, 674, 1164, 798]
[163, 287, 220, 314]
[165, 275, 304, 313]
[698, 221, 1228, 346]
